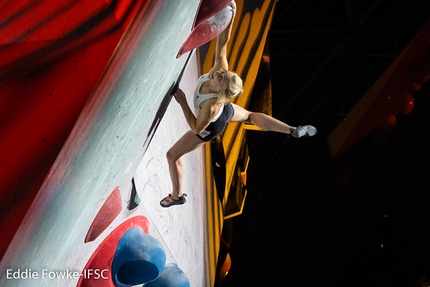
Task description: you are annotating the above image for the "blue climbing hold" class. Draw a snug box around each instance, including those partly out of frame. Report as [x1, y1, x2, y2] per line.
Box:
[111, 227, 166, 287]
[145, 263, 190, 287]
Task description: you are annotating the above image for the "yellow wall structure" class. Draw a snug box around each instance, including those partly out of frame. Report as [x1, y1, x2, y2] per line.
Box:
[199, 1, 278, 284]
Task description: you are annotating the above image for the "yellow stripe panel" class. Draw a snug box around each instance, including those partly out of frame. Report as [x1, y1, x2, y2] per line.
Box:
[223, 1, 276, 206]
[200, 1, 277, 285]
[223, 124, 246, 207]
[230, 12, 250, 70]
[203, 144, 223, 286]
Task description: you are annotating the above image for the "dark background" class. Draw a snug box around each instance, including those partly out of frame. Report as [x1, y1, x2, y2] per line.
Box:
[222, 1, 430, 286]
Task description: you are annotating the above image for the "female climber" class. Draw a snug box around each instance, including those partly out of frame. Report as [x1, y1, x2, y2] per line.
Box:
[160, 0, 316, 207]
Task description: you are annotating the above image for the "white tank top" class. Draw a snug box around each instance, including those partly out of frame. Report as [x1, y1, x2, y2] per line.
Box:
[194, 74, 224, 122]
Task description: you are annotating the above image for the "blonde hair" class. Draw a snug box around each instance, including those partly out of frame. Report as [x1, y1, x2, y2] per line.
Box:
[221, 71, 243, 99]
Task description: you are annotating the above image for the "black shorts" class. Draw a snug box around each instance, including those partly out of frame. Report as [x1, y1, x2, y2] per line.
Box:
[196, 103, 234, 142]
